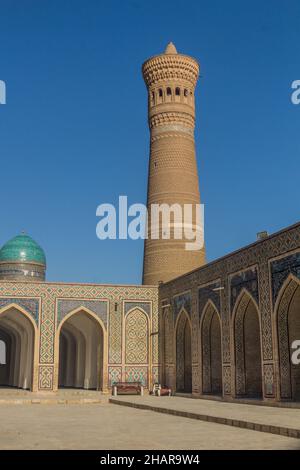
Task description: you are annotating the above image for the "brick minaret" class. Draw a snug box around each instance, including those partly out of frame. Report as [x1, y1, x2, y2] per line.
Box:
[142, 43, 205, 285]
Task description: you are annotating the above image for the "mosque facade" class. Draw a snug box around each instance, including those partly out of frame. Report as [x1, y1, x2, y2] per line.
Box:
[0, 44, 299, 404]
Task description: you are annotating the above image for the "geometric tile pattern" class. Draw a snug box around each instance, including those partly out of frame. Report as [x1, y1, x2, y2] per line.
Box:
[173, 292, 191, 323]
[0, 282, 158, 391]
[124, 301, 151, 316]
[108, 366, 122, 386]
[57, 299, 108, 327]
[125, 308, 148, 364]
[125, 366, 148, 387]
[271, 252, 300, 305]
[38, 365, 54, 390]
[230, 267, 259, 313]
[159, 221, 300, 401]
[198, 282, 221, 321]
[0, 297, 39, 325]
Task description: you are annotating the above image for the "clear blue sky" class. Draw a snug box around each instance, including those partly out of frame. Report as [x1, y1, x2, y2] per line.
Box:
[0, 0, 299, 284]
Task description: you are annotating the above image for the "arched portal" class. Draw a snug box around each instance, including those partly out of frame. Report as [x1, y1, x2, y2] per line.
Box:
[176, 310, 192, 393]
[0, 306, 35, 390]
[277, 276, 300, 401]
[234, 292, 262, 398]
[201, 302, 222, 395]
[58, 310, 104, 390]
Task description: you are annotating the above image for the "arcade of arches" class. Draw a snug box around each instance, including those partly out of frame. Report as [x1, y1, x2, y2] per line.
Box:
[161, 278, 300, 402]
[159, 225, 300, 404]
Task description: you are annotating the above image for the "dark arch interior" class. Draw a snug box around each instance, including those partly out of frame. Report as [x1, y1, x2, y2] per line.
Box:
[0, 307, 35, 390]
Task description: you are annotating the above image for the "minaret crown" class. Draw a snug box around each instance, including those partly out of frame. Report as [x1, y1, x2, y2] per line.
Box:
[164, 42, 177, 54]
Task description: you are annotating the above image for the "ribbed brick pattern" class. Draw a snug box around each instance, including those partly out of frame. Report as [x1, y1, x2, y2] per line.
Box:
[142, 45, 206, 284]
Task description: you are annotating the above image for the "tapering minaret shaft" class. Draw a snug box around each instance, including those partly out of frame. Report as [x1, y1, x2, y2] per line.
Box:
[142, 43, 205, 284]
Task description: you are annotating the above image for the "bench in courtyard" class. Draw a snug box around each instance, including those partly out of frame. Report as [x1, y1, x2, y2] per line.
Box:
[112, 382, 144, 396]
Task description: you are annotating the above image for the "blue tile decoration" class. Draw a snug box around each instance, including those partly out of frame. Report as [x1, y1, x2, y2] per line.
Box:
[57, 299, 108, 328]
[0, 297, 39, 325]
[271, 252, 300, 305]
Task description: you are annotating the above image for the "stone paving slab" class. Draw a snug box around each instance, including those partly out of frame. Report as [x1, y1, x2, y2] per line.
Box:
[1, 402, 300, 449]
[110, 395, 300, 439]
[0, 388, 106, 405]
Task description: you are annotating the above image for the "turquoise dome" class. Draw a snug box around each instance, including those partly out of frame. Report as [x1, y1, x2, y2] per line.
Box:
[0, 234, 46, 265]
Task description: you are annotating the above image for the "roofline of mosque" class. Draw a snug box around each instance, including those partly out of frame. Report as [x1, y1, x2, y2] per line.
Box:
[0, 279, 158, 288]
[161, 219, 300, 287]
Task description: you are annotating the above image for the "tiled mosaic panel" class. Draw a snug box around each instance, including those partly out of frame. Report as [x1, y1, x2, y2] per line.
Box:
[125, 309, 148, 363]
[39, 365, 54, 390]
[109, 301, 122, 364]
[263, 363, 275, 397]
[152, 301, 158, 364]
[198, 282, 221, 320]
[125, 366, 148, 387]
[124, 301, 151, 316]
[152, 366, 160, 385]
[108, 366, 122, 386]
[223, 366, 231, 395]
[173, 292, 191, 321]
[271, 252, 300, 304]
[0, 297, 39, 325]
[230, 267, 259, 313]
[57, 299, 108, 327]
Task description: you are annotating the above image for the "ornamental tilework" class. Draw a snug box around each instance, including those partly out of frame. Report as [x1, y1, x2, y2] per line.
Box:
[124, 301, 151, 316]
[39, 365, 54, 390]
[125, 309, 148, 364]
[159, 222, 300, 402]
[198, 282, 221, 320]
[230, 267, 259, 313]
[109, 302, 122, 364]
[173, 292, 191, 322]
[108, 367, 122, 386]
[57, 299, 108, 327]
[125, 366, 148, 386]
[271, 252, 300, 305]
[0, 297, 39, 325]
[0, 281, 158, 392]
[152, 301, 159, 364]
[223, 366, 231, 395]
[152, 366, 160, 384]
[263, 363, 275, 397]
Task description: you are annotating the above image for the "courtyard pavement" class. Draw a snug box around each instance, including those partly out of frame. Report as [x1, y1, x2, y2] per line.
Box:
[0, 400, 300, 449]
[110, 395, 300, 438]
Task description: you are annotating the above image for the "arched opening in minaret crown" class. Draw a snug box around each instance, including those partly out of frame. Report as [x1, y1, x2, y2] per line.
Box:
[58, 309, 104, 390]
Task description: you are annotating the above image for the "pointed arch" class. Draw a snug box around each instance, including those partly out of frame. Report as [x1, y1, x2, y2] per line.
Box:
[175, 308, 192, 393]
[200, 300, 222, 395]
[275, 274, 300, 400]
[0, 304, 38, 391]
[56, 306, 107, 391]
[233, 289, 262, 398]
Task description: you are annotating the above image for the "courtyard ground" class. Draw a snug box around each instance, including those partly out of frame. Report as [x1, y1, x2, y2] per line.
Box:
[0, 399, 299, 450]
